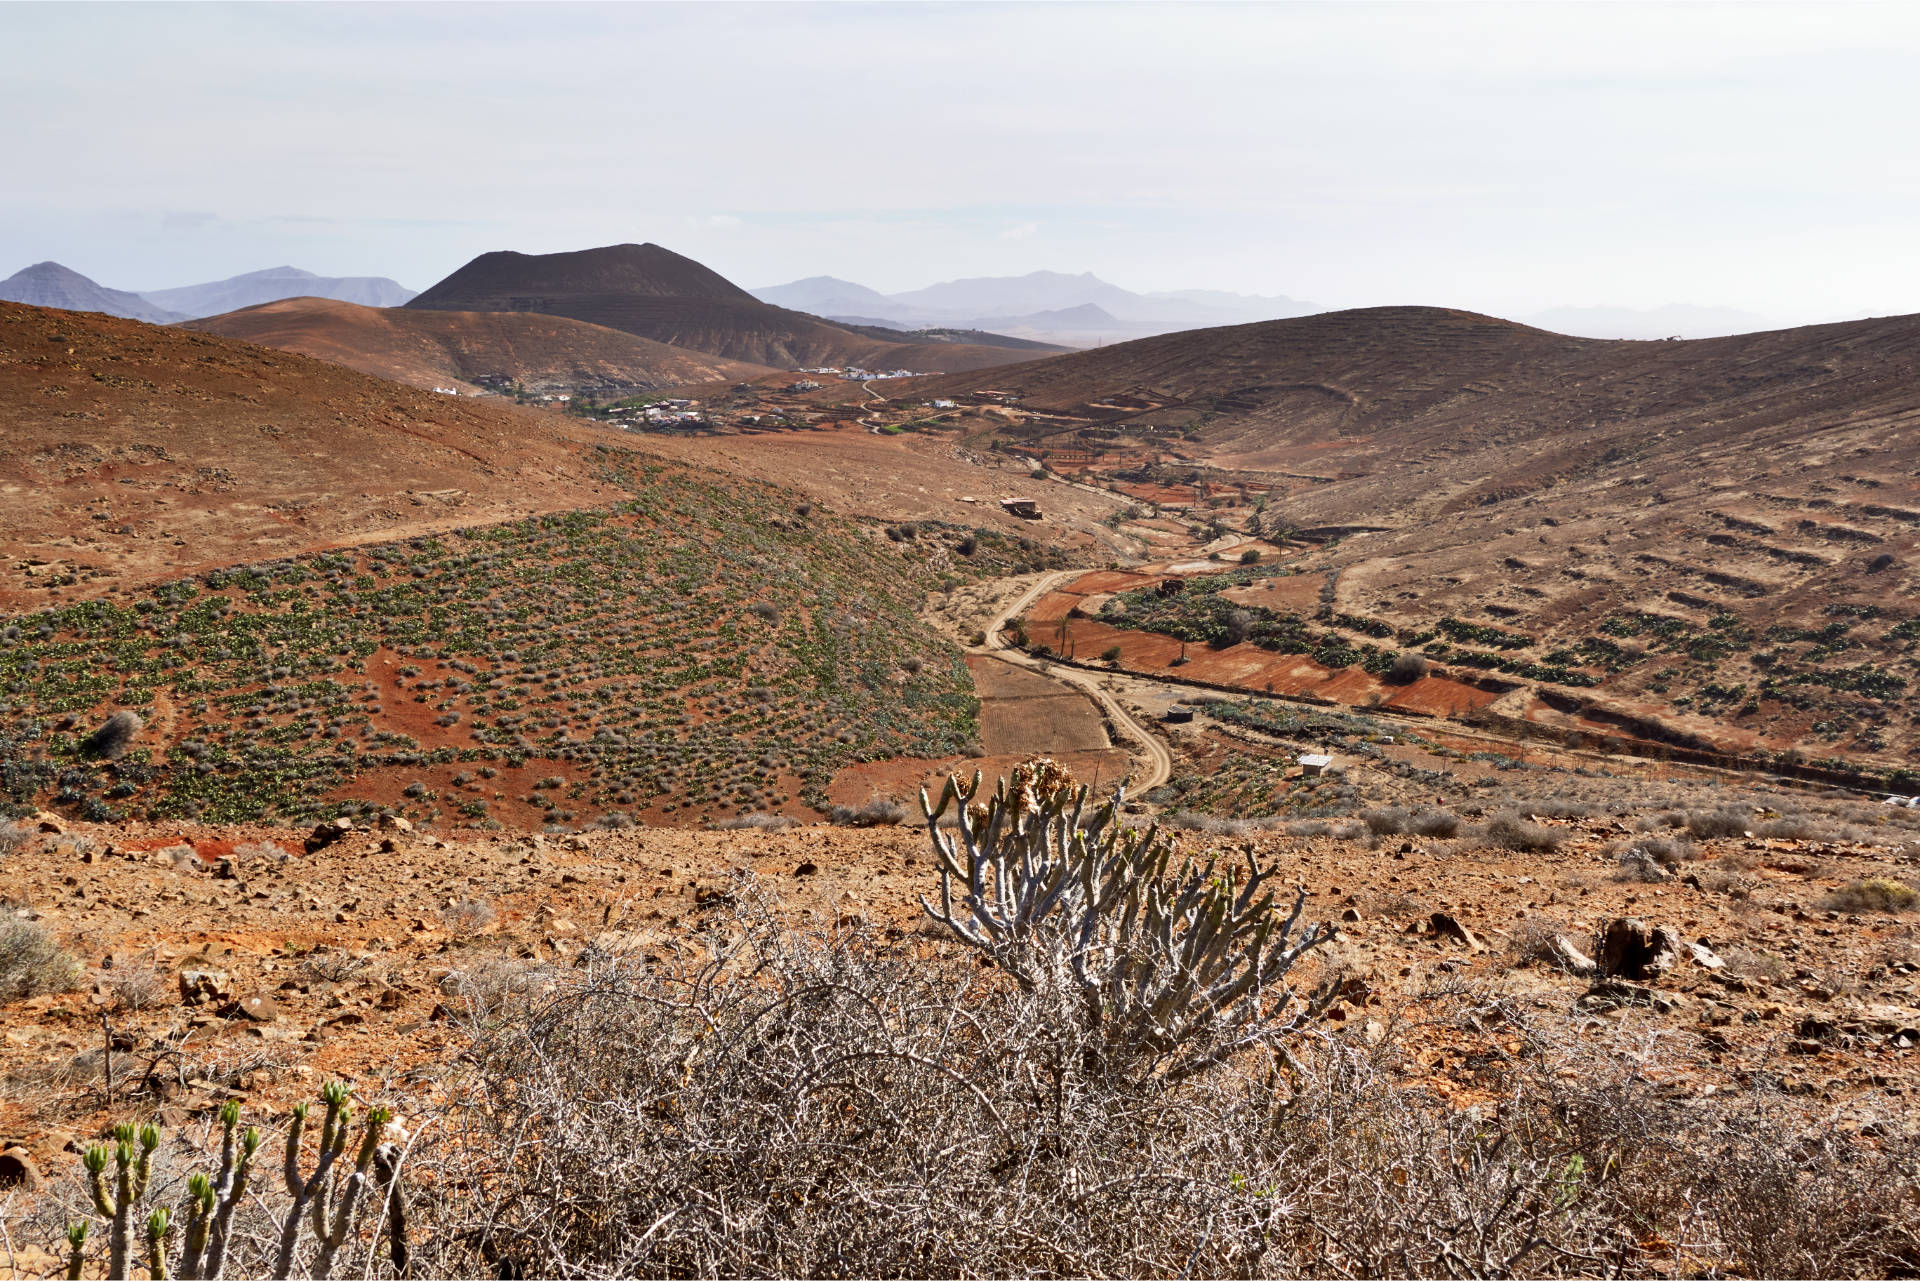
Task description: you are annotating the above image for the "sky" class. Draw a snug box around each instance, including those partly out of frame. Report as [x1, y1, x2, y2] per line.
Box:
[4, 1, 1918, 326]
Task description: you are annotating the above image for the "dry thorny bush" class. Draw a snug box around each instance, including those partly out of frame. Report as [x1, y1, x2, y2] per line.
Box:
[8, 774, 1920, 1278]
[9, 893, 1920, 1278]
[387, 884, 1920, 1279]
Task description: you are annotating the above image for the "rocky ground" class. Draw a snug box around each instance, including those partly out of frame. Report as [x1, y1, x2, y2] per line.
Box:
[4, 793, 1918, 1193]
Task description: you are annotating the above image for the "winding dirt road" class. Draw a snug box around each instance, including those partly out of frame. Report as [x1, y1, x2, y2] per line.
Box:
[977, 571, 1173, 792]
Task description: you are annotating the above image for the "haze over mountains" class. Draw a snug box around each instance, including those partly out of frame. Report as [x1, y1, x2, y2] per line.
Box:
[139, 265, 416, 318]
[0, 260, 415, 323]
[5, 251, 1794, 348]
[752, 271, 1323, 346]
[0, 261, 189, 325]
[1521, 303, 1777, 341]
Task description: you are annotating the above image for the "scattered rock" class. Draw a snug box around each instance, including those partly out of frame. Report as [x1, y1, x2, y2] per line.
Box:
[1598, 917, 1680, 981]
[0, 1146, 41, 1192]
[177, 969, 232, 1006]
[234, 992, 278, 1023]
[1340, 907, 1363, 923]
[1545, 934, 1598, 976]
[305, 818, 355, 854]
[794, 861, 819, 878]
[1687, 940, 1726, 970]
[378, 814, 414, 834]
[1429, 911, 1481, 950]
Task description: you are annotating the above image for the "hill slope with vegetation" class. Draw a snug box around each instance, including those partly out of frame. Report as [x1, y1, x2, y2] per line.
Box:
[915, 306, 1920, 775]
[0, 450, 979, 828]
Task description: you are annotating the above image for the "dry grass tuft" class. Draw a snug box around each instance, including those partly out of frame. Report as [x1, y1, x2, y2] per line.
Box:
[1484, 812, 1561, 853]
[0, 918, 82, 1000]
[1819, 877, 1920, 914]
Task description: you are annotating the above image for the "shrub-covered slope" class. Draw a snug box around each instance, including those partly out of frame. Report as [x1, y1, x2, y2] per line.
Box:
[0, 451, 978, 828]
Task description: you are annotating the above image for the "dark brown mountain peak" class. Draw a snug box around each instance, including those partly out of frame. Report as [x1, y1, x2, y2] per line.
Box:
[407, 243, 757, 310]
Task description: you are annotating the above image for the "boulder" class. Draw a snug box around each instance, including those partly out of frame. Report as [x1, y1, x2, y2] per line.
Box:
[1597, 917, 1681, 981]
[1687, 940, 1726, 970]
[1545, 934, 1598, 976]
[234, 992, 278, 1023]
[305, 818, 355, 854]
[1429, 912, 1482, 950]
[0, 1146, 40, 1192]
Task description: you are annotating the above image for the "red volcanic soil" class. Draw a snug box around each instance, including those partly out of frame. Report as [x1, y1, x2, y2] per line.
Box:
[1222, 574, 1328, 613]
[1019, 575, 1502, 718]
[829, 653, 1132, 807]
[186, 297, 776, 393]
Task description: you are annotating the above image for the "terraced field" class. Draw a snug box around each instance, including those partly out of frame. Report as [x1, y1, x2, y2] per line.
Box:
[916, 306, 1920, 778]
[0, 452, 982, 828]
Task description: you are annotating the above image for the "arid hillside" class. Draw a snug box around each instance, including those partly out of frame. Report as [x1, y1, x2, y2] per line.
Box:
[185, 297, 776, 395]
[912, 307, 1920, 775]
[0, 301, 631, 612]
[0, 302, 1006, 831]
[406, 243, 1063, 373]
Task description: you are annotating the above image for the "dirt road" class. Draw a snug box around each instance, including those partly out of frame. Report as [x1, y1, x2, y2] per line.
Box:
[976, 571, 1174, 792]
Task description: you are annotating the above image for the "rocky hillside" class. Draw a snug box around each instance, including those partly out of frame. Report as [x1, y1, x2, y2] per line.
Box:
[186, 297, 775, 394]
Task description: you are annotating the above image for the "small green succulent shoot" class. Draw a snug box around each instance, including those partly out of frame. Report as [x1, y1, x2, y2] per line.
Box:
[63, 1222, 88, 1281]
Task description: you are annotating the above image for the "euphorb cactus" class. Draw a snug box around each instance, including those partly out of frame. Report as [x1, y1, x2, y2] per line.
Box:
[921, 760, 1329, 1077]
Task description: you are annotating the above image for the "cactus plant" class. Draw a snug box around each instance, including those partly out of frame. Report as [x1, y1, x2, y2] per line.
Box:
[181, 1101, 260, 1280]
[921, 760, 1330, 1077]
[83, 1121, 160, 1280]
[63, 1223, 87, 1281]
[177, 1175, 215, 1278]
[145, 1208, 172, 1280]
[308, 1104, 392, 1280]
[271, 1082, 391, 1280]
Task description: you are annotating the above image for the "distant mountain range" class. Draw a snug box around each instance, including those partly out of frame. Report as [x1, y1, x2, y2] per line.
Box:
[0, 262, 188, 324]
[753, 273, 1805, 345]
[752, 271, 1322, 345]
[404, 243, 1058, 372]
[0, 261, 415, 323]
[141, 266, 415, 318]
[6, 254, 1793, 350]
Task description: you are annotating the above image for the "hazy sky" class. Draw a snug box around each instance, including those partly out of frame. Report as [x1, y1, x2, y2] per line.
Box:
[4, 1, 1917, 324]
